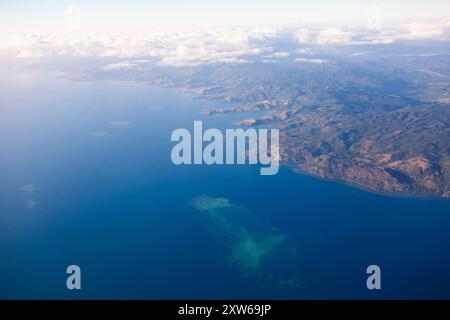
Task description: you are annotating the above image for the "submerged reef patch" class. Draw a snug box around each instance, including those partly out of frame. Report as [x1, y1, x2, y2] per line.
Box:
[189, 195, 301, 287]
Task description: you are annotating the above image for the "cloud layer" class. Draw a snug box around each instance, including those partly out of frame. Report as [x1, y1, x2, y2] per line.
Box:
[0, 27, 278, 66]
[1, 21, 449, 66]
[294, 21, 450, 46]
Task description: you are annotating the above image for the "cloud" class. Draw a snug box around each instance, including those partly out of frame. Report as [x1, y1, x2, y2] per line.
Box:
[296, 48, 313, 55]
[350, 51, 373, 57]
[295, 57, 330, 64]
[101, 61, 141, 71]
[317, 28, 355, 45]
[406, 22, 449, 40]
[2, 21, 449, 64]
[267, 51, 290, 58]
[294, 29, 313, 44]
[294, 27, 359, 45]
[0, 27, 278, 67]
[293, 21, 450, 46]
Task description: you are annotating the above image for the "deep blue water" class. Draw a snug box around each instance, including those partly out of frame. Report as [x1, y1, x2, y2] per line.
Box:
[0, 66, 449, 299]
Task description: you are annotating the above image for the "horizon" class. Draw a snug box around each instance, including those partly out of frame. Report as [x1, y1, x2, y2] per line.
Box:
[1, 0, 449, 37]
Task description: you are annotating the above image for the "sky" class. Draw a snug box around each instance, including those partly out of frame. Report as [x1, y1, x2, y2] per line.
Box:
[0, 0, 449, 36]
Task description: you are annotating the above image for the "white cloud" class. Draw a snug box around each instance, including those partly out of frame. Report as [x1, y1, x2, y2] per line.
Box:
[406, 22, 449, 40]
[262, 59, 277, 63]
[294, 29, 313, 44]
[2, 22, 449, 65]
[293, 21, 450, 46]
[266, 51, 290, 58]
[350, 51, 373, 57]
[294, 27, 356, 45]
[101, 61, 141, 71]
[296, 48, 313, 55]
[0, 27, 278, 67]
[295, 57, 330, 64]
[316, 27, 355, 45]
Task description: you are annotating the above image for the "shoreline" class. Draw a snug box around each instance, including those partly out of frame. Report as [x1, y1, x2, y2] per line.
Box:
[54, 69, 449, 200]
[284, 162, 449, 201]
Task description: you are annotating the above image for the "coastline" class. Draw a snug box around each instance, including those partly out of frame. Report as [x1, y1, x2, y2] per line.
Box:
[55, 70, 449, 200]
[285, 162, 449, 201]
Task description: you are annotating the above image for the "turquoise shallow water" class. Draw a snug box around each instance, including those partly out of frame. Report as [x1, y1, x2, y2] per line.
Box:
[0, 67, 449, 299]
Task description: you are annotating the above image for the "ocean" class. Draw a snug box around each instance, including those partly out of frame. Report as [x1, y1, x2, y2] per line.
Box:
[0, 65, 449, 299]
